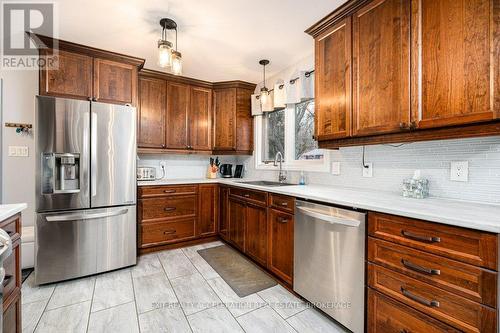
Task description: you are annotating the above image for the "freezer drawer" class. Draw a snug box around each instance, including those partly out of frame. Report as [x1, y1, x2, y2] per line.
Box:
[35, 206, 136, 285]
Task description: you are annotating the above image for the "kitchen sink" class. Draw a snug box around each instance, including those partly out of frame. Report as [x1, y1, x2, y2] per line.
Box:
[238, 180, 297, 187]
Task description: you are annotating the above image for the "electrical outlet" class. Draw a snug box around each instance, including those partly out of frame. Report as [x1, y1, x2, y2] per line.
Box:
[362, 162, 373, 177]
[8, 146, 28, 157]
[331, 162, 341, 175]
[450, 161, 468, 182]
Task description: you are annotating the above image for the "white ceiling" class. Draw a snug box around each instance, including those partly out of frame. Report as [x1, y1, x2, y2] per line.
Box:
[53, 0, 346, 83]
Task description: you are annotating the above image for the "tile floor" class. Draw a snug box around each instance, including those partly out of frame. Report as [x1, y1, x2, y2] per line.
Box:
[22, 241, 347, 333]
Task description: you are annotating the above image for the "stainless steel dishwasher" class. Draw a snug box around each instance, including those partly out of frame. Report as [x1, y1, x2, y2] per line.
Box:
[294, 200, 366, 333]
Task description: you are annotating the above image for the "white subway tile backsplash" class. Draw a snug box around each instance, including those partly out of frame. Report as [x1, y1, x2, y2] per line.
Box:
[241, 137, 500, 204]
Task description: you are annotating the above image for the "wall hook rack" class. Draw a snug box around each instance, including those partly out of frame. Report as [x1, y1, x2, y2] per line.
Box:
[5, 122, 33, 134]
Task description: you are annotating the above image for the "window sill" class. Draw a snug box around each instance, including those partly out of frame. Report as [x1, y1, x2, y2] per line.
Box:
[255, 161, 330, 173]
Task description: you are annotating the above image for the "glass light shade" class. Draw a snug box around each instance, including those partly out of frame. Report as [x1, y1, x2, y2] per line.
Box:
[171, 51, 182, 75]
[260, 88, 269, 106]
[158, 40, 172, 68]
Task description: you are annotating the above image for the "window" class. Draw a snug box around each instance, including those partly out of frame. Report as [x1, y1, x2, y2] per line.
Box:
[262, 108, 285, 162]
[255, 99, 329, 172]
[294, 100, 323, 161]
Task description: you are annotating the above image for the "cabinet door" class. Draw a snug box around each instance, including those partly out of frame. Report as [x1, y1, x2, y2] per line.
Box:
[411, 0, 499, 129]
[235, 88, 253, 152]
[197, 184, 218, 237]
[229, 197, 246, 251]
[267, 208, 294, 284]
[352, 0, 411, 136]
[245, 203, 267, 266]
[138, 77, 166, 149]
[40, 50, 92, 100]
[166, 82, 190, 149]
[189, 86, 212, 150]
[213, 88, 237, 151]
[93, 58, 137, 105]
[219, 186, 230, 240]
[315, 18, 352, 140]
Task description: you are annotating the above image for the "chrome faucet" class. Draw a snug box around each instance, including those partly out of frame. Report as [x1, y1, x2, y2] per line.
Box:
[273, 151, 287, 183]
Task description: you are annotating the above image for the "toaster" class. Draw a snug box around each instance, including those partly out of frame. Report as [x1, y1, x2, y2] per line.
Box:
[137, 167, 156, 181]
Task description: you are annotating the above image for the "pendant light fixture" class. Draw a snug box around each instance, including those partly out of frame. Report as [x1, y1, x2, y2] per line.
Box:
[259, 59, 270, 107]
[157, 18, 182, 75]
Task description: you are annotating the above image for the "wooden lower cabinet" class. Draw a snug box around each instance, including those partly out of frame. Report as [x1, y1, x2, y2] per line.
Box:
[368, 288, 459, 333]
[138, 185, 217, 251]
[245, 203, 268, 266]
[267, 208, 294, 285]
[228, 197, 246, 251]
[197, 184, 219, 237]
[219, 186, 230, 240]
[367, 212, 498, 333]
[1, 213, 22, 333]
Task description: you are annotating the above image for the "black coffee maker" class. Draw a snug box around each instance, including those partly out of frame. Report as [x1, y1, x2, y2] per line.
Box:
[219, 164, 233, 178]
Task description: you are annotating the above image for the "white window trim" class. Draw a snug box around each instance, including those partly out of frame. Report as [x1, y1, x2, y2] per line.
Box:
[254, 104, 330, 173]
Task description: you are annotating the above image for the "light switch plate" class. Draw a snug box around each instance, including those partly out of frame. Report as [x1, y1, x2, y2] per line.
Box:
[362, 162, 373, 178]
[450, 161, 468, 182]
[8, 146, 17, 156]
[331, 162, 341, 175]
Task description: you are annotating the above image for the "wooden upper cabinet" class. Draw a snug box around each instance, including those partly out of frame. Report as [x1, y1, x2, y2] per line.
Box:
[93, 58, 137, 105]
[189, 86, 213, 151]
[411, 0, 499, 129]
[213, 88, 237, 151]
[166, 81, 190, 149]
[236, 89, 253, 152]
[40, 50, 93, 100]
[138, 77, 166, 149]
[352, 0, 411, 136]
[315, 17, 352, 140]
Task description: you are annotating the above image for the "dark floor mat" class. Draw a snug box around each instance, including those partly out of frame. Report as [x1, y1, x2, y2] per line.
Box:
[197, 245, 277, 297]
[22, 268, 34, 283]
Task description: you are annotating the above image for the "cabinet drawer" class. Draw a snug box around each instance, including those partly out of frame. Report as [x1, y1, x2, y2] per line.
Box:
[368, 237, 497, 307]
[138, 185, 198, 198]
[2, 242, 20, 304]
[368, 212, 498, 270]
[140, 218, 195, 247]
[230, 187, 267, 206]
[368, 263, 497, 333]
[0, 214, 20, 243]
[368, 288, 459, 333]
[140, 196, 196, 221]
[269, 194, 294, 213]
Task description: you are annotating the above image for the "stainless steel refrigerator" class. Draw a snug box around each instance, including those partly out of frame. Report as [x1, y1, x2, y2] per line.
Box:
[35, 96, 136, 285]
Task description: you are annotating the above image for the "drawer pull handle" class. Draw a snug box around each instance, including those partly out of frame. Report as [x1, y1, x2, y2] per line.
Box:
[163, 190, 176, 193]
[277, 217, 288, 223]
[164, 207, 176, 212]
[2, 274, 13, 287]
[401, 230, 441, 243]
[163, 229, 176, 235]
[401, 287, 439, 308]
[244, 194, 250, 198]
[280, 202, 288, 207]
[401, 259, 440, 276]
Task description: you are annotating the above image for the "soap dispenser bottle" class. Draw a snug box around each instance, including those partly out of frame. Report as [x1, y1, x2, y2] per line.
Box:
[299, 171, 306, 185]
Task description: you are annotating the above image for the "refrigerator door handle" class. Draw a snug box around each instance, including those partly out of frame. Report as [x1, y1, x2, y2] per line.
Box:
[45, 208, 128, 222]
[91, 111, 97, 198]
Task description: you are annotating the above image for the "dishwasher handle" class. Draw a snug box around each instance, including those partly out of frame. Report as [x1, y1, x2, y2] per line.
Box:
[296, 206, 362, 227]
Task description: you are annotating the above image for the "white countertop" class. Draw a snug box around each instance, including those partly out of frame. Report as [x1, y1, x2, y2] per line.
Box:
[138, 178, 500, 233]
[0, 203, 27, 222]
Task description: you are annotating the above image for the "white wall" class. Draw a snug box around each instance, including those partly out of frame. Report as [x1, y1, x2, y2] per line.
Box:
[246, 55, 500, 205]
[0, 69, 37, 227]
